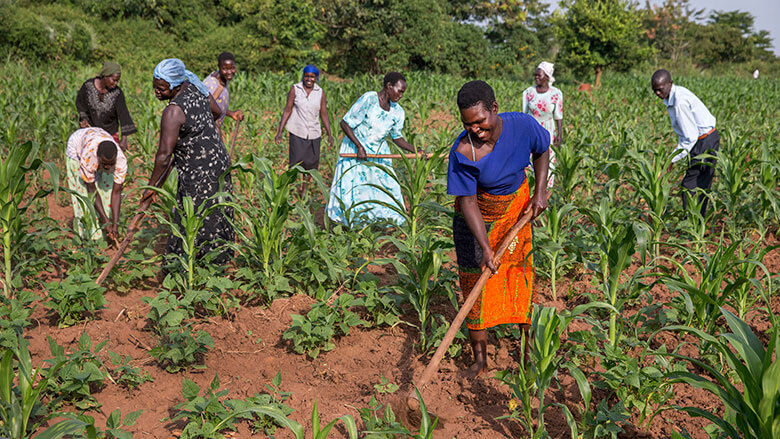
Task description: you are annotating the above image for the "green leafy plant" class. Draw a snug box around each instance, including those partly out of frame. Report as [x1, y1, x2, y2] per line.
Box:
[146, 185, 234, 289]
[44, 333, 107, 410]
[497, 303, 616, 437]
[0, 291, 35, 349]
[0, 336, 97, 439]
[80, 409, 142, 439]
[282, 294, 367, 358]
[144, 288, 216, 373]
[283, 203, 354, 299]
[158, 270, 240, 318]
[715, 145, 754, 238]
[535, 202, 578, 300]
[45, 269, 106, 327]
[229, 372, 295, 436]
[551, 140, 585, 201]
[659, 241, 767, 334]
[353, 144, 450, 250]
[579, 197, 649, 346]
[381, 236, 455, 352]
[144, 289, 196, 329]
[362, 388, 439, 439]
[231, 155, 302, 287]
[626, 147, 674, 258]
[172, 374, 304, 439]
[108, 351, 153, 389]
[109, 247, 158, 294]
[149, 325, 214, 373]
[310, 399, 358, 439]
[373, 375, 399, 394]
[357, 396, 409, 439]
[354, 278, 403, 328]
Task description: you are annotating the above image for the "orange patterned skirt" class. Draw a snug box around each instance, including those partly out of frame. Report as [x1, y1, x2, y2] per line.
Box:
[453, 179, 534, 330]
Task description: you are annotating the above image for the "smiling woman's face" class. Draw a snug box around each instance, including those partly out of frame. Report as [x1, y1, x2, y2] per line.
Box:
[219, 59, 236, 81]
[302, 72, 317, 88]
[534, 68, 548, 87]
[459, 101, 499, 143]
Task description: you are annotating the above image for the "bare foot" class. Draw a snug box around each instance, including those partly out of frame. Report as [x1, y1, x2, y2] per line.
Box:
[460, 360, 488, 380]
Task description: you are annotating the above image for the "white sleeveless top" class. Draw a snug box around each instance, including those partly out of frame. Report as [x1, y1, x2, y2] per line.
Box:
[285, 82, 323, 140]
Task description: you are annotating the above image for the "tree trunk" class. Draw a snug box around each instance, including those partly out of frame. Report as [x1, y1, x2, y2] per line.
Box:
[595, 67, 603, 88]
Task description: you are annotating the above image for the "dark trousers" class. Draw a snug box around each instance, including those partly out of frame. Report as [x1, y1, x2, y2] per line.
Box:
[681, 129, 719, 217]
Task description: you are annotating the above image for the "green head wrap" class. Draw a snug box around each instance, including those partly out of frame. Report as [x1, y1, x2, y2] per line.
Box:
[99, 62, 121, 78]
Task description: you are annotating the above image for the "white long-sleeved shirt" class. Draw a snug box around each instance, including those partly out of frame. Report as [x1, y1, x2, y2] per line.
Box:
[664, 85, 716, 163]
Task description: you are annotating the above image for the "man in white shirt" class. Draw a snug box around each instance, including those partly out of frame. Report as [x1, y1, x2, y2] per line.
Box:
[651, 69, 719, 217]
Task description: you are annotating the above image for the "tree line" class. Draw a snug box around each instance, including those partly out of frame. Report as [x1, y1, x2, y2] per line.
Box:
[1, 0, 777, 79]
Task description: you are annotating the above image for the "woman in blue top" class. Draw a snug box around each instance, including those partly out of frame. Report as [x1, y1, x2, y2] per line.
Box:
[448, 80, 550, 378]
[326, 72, 423, 226]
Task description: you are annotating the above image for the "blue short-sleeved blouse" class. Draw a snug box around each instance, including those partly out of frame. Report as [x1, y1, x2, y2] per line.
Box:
[447, 112, 550, 196]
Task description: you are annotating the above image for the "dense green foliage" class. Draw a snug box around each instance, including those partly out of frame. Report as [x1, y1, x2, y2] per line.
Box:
[555, 0, 653, 82]
[1, 0, 776, 79]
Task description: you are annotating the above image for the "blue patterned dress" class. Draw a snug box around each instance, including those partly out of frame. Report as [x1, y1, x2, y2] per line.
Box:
[326, 91, 406, 226]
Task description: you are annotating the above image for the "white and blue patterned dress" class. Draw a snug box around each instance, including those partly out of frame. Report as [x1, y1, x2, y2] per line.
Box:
[326, 91, 406, 226]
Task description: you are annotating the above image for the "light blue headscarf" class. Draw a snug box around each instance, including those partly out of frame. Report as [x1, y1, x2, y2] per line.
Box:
[302, 64, 320, 81]
[153, 59, 210, 97]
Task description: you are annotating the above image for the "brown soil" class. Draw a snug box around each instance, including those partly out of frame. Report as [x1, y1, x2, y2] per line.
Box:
[23, 189, 780, 438]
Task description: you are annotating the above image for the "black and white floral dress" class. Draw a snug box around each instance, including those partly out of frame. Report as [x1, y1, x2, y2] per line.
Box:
[166, 82, 234, 263]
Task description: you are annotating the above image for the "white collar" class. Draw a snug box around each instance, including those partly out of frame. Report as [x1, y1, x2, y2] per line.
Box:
[664, 85, 678, 107]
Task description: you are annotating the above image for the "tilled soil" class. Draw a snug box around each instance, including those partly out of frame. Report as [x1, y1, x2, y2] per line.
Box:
[26, 191, 780, 438]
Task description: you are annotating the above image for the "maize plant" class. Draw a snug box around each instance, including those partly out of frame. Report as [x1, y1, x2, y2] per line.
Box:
[535, 202, 578, 300]
[144, 185, 235, 289]
[350, 143, 450, 249]
[0, 336, 98, 439]
[551, 141, 585, 201]
[658, 241, 764, 335]
[231, 155, 300, 282]
[580, 198, 650, 347]
[661, 307, 780, 439]
[497, 302, 617, 437]
[715, 144, 754, 238]
[627, 147, 674, 259]
[0, 141, 58, 298]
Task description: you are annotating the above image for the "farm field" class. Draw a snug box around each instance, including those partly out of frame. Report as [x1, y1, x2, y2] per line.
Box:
[0, 63, 779, 438]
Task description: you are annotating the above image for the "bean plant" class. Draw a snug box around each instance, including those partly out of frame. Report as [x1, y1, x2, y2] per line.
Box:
[0, 336, 97, 439]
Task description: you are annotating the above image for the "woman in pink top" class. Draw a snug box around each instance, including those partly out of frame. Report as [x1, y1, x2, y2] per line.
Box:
[65, 127, 127, 242]
[202, 52, 245, 135]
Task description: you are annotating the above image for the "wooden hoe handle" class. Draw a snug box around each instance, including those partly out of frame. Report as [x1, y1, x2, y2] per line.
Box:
[407, 190, 550, 408]
[96, 212, 144, 285]
[96, 161, 175, 286]
[339, 152, 447, 159]
[228, 119, 242, 158]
